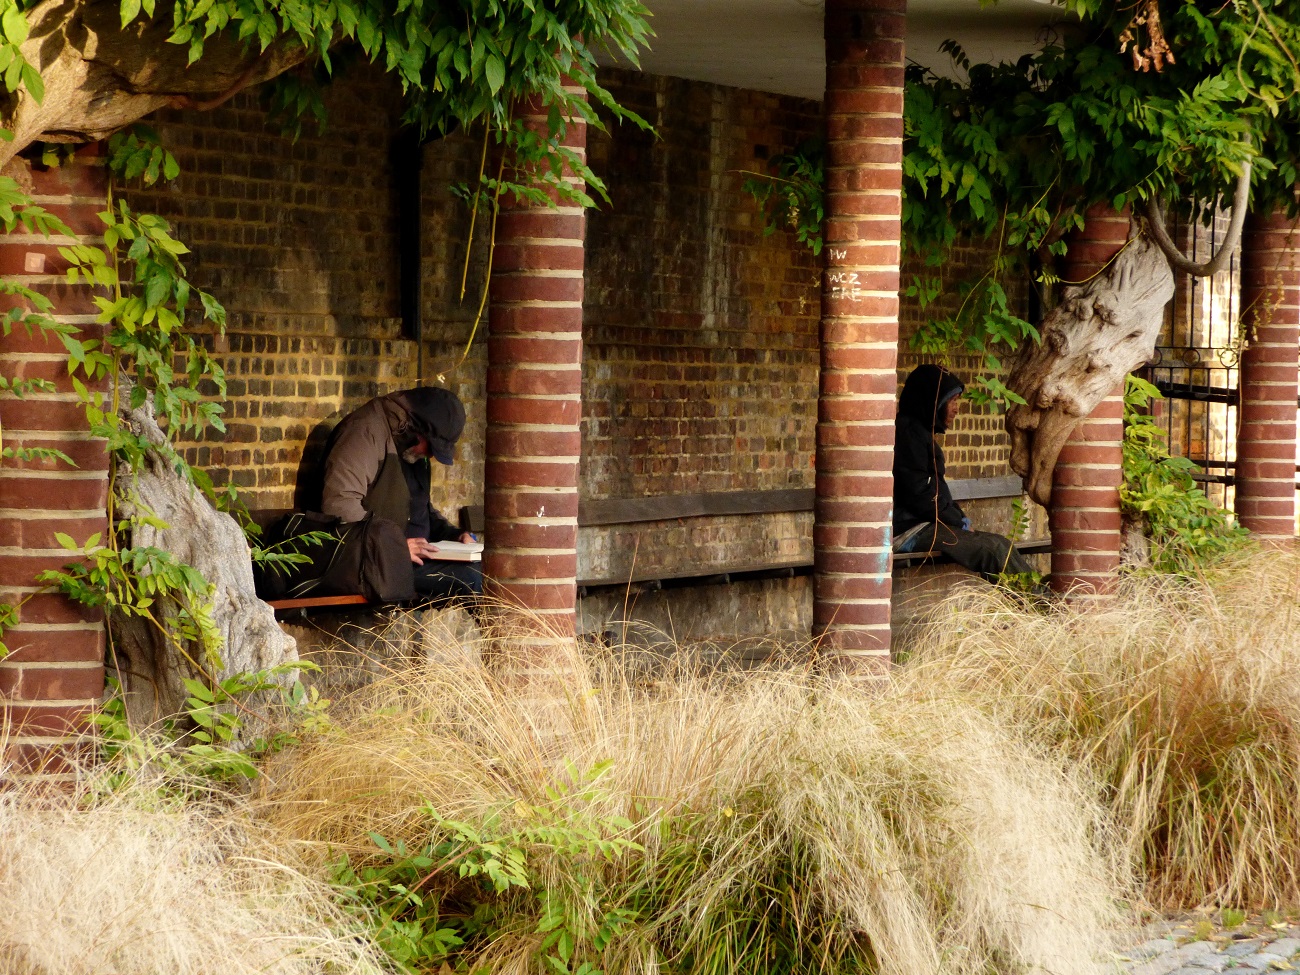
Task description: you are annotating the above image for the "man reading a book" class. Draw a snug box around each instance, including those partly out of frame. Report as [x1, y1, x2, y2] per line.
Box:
[320, 386, 483, 604]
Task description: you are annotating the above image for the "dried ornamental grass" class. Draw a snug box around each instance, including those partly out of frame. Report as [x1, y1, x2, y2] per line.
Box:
[259, 634, 1123, 975]
[0, 771, 392, 975]
[901, 549, 1300, 909]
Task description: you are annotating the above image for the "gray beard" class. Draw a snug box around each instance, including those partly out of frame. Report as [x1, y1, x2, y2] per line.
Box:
[401, 446, 422, 464]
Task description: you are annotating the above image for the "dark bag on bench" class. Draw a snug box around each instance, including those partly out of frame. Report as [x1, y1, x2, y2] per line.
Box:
[253, 511, 415, 604]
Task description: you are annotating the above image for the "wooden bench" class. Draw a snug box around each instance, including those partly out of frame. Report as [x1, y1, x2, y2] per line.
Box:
[466, 474, 1047, 594]
[259, 475, 1046, 613]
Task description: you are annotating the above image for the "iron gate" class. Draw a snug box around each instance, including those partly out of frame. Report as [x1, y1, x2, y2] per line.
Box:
[1140, 210, 1241, 510]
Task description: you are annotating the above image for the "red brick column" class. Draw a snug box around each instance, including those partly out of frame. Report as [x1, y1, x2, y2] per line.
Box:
[483, 91, 587, 641]
[814, 0, 906, 673]
[1050, 204, 1129, 595]
[0, 149, 110, 779]
[1235, 209, 1300, 540]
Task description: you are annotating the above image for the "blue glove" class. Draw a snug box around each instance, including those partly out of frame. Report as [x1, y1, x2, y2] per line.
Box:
[960, 516, 972, 532]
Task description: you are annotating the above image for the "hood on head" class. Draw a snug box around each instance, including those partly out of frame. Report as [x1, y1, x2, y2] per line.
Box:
[898, 364, 965, 433]
[395, 387, 466, 465]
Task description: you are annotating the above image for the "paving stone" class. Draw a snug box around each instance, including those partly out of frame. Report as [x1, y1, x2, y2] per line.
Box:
[1129, 944, 1222, 975]
[1174, 966, 1225, 975]
[1129, 954, 1196, 975]
[1265, 939, 1300, 959]
[1183, 953, 1231, 972]
[1235, 953, 1286, 971]
[1130, 941, 1183, 961]
[1226, 941, 1268, 958]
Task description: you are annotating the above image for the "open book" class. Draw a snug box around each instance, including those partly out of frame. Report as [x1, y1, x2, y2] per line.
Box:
[428, 539, 484, 563]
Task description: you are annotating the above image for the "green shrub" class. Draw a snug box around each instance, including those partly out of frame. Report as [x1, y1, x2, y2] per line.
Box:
[260, 630, 1122, 975]
[1121, 375, 1249, 575]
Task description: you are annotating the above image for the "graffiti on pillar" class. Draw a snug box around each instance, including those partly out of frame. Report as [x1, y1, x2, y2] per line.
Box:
[826, 269, 862, 302]
[828, 248, 848, 261]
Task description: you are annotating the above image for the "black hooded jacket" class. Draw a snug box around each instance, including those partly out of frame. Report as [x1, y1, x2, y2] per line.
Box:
[893, 365, 966, 534]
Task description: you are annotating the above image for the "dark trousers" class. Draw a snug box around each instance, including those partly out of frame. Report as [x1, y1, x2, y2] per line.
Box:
[413, 560, 483, 606]
[906, 523, 1037, 583]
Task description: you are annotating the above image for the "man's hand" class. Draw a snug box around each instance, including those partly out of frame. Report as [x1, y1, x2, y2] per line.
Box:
[458, 532, 476, 544]
[407, 537, 441, 565]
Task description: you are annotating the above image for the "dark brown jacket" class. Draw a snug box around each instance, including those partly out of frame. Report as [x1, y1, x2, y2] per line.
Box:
[320, 393, 459, 540]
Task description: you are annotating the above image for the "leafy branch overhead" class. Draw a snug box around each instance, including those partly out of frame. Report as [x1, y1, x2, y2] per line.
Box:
[0, 0, 653, 666]
[0, 0, 651, 179]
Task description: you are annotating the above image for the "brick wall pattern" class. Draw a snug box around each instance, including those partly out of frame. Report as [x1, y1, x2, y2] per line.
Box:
[813, 0, 907, 670]
[1050, 205, 1128, 594]
[0, 150, 111, 778]
[111, 64, 1047, 651]
[1235, 209, 1300, 539]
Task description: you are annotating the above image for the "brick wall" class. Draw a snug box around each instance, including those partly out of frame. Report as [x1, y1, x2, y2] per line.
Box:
[580, 71, 823, 584]
[0, 149, 111, 779]
[113, 63, 1037, 646]
[121, 65, 489, 521]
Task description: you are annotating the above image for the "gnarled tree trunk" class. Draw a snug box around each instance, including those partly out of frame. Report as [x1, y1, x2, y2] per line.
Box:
[1, 0, 307, 169]
[109, 392, 296, 727]
[1006, 231, 1175, 506]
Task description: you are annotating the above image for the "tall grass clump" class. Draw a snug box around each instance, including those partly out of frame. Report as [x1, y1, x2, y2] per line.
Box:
[900, 548, 1300, 909]
[259, 629, 1123, 975]
[0, 761, 392, 975]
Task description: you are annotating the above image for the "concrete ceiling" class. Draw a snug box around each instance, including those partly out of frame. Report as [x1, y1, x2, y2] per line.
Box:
[606, 0, 1068, 101]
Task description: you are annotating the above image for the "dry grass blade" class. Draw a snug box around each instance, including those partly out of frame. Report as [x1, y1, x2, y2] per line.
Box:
[0, 762, 392, 975]
[260, 623, 1123, 975]
[900, 547, 1300, 909]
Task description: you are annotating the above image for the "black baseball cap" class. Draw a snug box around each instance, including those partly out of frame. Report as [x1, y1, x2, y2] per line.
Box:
[397, 387, 466, 465]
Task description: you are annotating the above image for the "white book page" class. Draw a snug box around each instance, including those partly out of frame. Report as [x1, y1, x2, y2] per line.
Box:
[428, 540, 484, 562]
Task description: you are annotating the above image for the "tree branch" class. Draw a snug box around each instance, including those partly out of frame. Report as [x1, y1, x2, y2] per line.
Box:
[1142, 158, 1253, 277]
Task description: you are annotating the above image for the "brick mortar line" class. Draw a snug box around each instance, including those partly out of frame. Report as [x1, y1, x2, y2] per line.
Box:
[2, 233, 105, 246]
[489, 393, 582, 401]
[0, 545, 103, 556]
[0, 314, 101, 326]
[0, 661, 102, 671]
[0, 470, 107, 480]
[817, 568, 893, 576]
[488, 331, 582, 340]
[490, 301, 585, 310]
[3, 738, 83, 754]
[0, 508, 103, 518]
[7, 622, 103, 632]
[484, 518, 577, 527]
[0, 391, 85, 403]
[3, 698, 98, 708]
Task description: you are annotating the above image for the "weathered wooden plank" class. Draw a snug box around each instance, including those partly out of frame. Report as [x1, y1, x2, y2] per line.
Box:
[948, 476, 1025, 501]
[577, 488, 814, 526]
[578, 557, 814, 589]
[267, 593, 369, 610]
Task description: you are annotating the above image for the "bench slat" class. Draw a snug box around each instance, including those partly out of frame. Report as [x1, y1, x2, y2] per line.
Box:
[267, 594, 369, 610]
[459, 477, 1029, 533]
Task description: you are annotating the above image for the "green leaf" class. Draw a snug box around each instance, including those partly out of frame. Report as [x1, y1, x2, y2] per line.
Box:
[18, 62, 41, 103]
[1, 4, 28, 45]
[119, 0, 141, 28]
[484, 53, 505, 94]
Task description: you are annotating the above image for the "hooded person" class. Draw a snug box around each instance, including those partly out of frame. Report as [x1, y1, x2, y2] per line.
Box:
[892, 364, 1039, 584]
[318, 386, 482, 604]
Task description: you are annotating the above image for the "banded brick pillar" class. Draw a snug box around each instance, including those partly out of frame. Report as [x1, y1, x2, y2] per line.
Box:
[1050, 204, 1129, 595]
[1235, 209, 1300, 540]
[814, 0, 906, 673]
[0, 148, 110, 779]
[483, 91, 587, 644]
